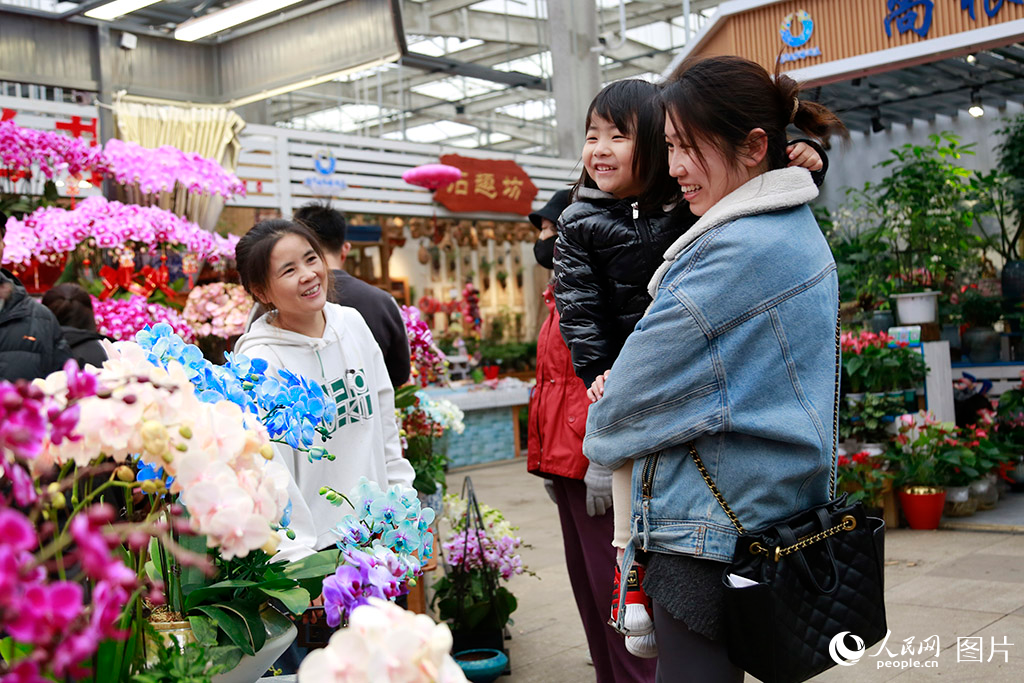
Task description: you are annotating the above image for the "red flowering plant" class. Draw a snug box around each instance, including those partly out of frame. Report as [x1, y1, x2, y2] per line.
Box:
[836, 451, 891, 508]
[993, 371, 1024, 453]
[841, 330, 901, 393]
[884, 413, 990, 489]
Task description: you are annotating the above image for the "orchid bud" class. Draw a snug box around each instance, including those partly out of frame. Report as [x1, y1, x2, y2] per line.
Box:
[178, 425, 193, 439]
[259, 444, 274, 460]
[127, 531, 149, 551]
[123, 393, 137, 405]
[175, 443, 188, 452]
[161, 452, 174, 464]
[141, 480, 159, 494]
[261, 534, 281, 556]
[115, 465, 135, 482]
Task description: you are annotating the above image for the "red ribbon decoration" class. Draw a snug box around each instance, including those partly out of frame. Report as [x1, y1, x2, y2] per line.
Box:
[98, 264, 145, 299]
[135, 264, 176, 299]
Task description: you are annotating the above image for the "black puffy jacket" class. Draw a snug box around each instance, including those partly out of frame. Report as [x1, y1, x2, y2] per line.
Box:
[0, 270, 72, 382]
[552, 188, 696, 386]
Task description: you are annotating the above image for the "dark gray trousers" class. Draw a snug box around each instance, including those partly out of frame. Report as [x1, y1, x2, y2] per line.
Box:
[653, 601, 744, 683]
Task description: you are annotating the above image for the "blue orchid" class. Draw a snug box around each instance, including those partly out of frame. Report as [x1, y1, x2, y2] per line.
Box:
[134, 326, 335, 454]
[383, 520, 421, 556]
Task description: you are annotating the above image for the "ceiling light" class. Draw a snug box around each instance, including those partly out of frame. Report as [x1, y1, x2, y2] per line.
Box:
[969, 88, 984, 118]
[174, 0, 303, 41]
[84, 0, 161, 21]
[870, 107, 885, 133]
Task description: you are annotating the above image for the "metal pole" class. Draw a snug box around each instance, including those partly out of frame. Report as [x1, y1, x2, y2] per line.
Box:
[377, 66, 384, 138]
[682, 0, 691, 45]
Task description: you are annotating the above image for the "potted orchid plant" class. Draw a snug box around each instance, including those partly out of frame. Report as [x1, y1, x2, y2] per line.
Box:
[432, 484, 527, 657]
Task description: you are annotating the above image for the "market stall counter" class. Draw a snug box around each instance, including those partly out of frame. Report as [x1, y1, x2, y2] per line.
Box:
[422, 379, 531, 468]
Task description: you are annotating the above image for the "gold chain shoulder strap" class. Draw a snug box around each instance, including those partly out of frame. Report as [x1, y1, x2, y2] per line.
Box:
[688, 295, 843, 543]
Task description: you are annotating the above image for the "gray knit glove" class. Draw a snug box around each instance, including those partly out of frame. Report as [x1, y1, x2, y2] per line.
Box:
[583, 462, 614, 517]
[543, 479, 557, 504]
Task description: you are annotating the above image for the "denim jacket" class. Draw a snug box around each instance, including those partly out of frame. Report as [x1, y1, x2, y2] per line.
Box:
[583, 167, 839, 565]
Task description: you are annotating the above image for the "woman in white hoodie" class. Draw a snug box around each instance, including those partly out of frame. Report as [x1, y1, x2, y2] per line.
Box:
[234, 219, 414, 561]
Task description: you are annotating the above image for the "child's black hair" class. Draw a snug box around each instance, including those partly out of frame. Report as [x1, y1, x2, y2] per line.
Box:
[573, 79, 679, 213]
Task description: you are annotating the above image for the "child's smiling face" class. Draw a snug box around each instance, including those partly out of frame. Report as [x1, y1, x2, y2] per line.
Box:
[583, 114, 645, 199]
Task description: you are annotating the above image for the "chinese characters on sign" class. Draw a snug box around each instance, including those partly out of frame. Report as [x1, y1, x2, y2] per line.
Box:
[957, 636, 1014, 663]
[961, 0, 1023, 20]
[884, 0, 934, 38]
[433, 154, 539, 215]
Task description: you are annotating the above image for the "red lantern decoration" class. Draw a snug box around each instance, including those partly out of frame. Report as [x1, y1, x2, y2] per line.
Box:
[402, 164, 463, 191]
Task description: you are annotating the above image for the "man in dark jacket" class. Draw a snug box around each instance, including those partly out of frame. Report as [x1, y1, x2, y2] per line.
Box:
[293, 202, 410, 388]
[0, 213, 73, 381]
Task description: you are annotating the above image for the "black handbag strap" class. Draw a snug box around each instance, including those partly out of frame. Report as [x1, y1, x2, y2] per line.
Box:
[688, 295, 843, 543]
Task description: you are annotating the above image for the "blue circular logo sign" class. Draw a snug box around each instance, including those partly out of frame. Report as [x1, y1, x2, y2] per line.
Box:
[313, 148, 336, 176]
[780, 10, 814, 48]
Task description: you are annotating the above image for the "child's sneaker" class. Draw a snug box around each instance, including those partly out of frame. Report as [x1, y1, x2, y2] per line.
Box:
[626, 631, 658, 659]
[609, 562, 654, 636]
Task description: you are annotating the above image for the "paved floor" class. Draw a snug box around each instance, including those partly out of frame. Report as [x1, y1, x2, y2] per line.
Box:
[440, 457, 1024, 682]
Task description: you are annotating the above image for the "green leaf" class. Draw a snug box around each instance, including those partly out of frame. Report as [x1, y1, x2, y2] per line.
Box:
[207, 645, 244, 674]
[183, 579, 258, 612]
[282, 549, 342, 580]
[190, 604, 264, 656]
[258, 586, 310, 615]
[0, 637, 32, 664]
[188, 615, 219, 647]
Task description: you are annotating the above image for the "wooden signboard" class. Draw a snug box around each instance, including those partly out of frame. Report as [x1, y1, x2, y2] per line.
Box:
[433, 154, 538, 215]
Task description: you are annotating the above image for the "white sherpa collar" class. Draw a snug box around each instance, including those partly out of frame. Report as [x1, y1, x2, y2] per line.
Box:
[647, 167, 818, 298]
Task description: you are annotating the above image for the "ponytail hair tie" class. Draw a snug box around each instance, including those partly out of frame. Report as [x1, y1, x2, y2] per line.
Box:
[790, 98, 800, 123]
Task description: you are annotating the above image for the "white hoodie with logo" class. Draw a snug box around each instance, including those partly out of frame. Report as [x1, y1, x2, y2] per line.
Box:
[235, 302, 414, 561]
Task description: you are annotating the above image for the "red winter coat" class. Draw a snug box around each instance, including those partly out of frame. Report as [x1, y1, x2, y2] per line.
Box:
[527, 286, 591, 480]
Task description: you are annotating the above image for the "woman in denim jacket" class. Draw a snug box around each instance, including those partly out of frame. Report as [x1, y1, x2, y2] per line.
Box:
[584, 56, 848, 681]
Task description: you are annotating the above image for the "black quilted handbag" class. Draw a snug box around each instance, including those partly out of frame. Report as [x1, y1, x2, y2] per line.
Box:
[687, 302, 887, 683]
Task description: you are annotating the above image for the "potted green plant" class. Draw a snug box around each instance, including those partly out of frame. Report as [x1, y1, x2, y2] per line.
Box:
[395, 385, 465, 498]
[957, 285, 1004, 363]
[847, 133, 983, 324]
[993, 114, 1024, 308]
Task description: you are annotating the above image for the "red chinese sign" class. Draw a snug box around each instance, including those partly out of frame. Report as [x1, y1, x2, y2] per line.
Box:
[433, 154, 538, 215]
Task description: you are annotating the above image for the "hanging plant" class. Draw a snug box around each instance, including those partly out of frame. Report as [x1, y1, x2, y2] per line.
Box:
[496, 270, 508, 289]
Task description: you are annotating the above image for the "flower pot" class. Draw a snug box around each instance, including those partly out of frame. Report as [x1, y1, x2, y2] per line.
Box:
[212, 608, 297, 683]
[898, 486, 946, 530]
[869, 309, 895, 334]
[903, 388, 918, 412]
[962, 326, 1001, 364]
[454, 648, 510, 683]
[1008, 457, 1024, 485]
[891, 291, 940, 325]
[943, 485, 976, 517]
[844, 393, 865, 410]
[145, 618, 196, 665]
[969, 477, 999, 511]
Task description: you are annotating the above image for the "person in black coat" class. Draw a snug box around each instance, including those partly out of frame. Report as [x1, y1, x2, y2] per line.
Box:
[0, 214, 73, 381]
[42, 283, 109, 369]
[293, 202, 411, 388]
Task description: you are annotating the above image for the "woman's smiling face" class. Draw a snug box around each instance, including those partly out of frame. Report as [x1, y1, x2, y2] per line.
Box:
[261, 233, 328, 316]
[664, 114, 749, 217]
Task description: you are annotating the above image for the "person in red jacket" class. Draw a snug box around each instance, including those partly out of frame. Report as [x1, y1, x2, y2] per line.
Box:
[527, 191, 656, 683]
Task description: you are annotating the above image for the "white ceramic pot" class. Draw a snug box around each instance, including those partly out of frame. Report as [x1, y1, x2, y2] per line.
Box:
[891, 291, 940, 325]
[212, 611, 297, 683]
